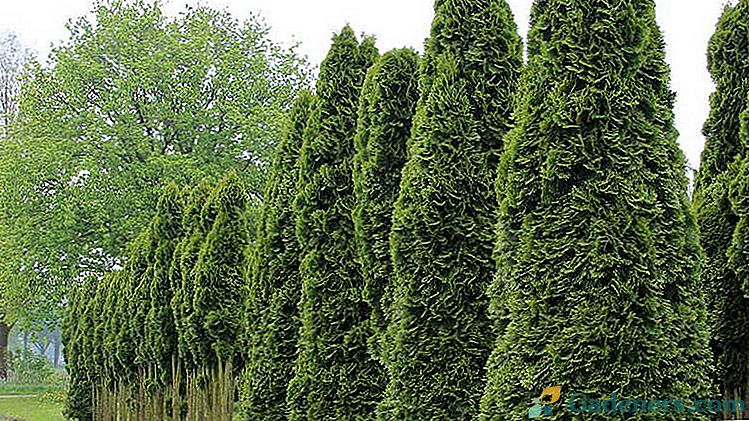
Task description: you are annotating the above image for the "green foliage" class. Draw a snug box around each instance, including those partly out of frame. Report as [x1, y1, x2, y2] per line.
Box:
[286, 26, 381, 420]
[694, 0, 749, 400]
[351, 49, 420, 364]
[243, 90, 315, 420]
[144, 184, 184, 380]
[481, 1, 712, 419]
[378, 0, 522, 418]
[191, 172, 250, 366]
[7, 348, 56, 385]
[62, 277, 94, 421]
[0, 0, 310, 332]
[171, 180, 213, 370]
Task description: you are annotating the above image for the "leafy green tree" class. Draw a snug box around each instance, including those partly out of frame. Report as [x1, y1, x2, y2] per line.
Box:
[352, 49, 419, 364]
[244, 90, 315, 420]
[286, 26, 381, 420]
[2, 0, 310, 337]
[481, 1, 712, 419]
[693, 0, 749, 406]
[191, 172, 250, 367]
[378, 0, 522, 418]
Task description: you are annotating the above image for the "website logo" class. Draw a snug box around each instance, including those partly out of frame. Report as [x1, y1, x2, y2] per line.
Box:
[528, 386, 562, 418]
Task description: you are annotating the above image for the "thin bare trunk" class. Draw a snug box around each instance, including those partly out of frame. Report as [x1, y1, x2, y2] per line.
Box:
[0, 319, 9, 380]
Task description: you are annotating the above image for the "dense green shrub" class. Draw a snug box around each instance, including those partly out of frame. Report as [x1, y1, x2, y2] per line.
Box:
[378, 0, 522, 418]
[243, 90, 315, 420]
[481, 1, 712, 419]
[693, 0, 749, 404]
[352, 48, 420, 364]
[286, 26, 381, 420]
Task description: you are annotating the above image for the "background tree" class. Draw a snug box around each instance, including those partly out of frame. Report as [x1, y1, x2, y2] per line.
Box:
[351, 48, 419, 364]
[244, 90, 315, 420]
[482, 0, 712, 418]
[693, 0, 749, 409]
[0, 31, 32, 381]
[0, 32, 30, 129]
[0, 0, 310, 347]
[286, 26, 381, 420]
[379, 0, 522, 418]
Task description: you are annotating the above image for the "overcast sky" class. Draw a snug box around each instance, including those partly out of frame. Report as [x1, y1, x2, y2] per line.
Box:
[0, 0, 734, 168]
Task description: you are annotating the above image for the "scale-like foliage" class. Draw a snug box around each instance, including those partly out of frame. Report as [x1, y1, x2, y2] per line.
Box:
[694, 0, 749, 403]
[379, 0, 522, 418]
[286, 26, 381, 420]
[171, 180, 214, 370]
[144, 184, 184, 381]
[192, 172, 250, 366]
[63, 278, 95, 421]
[352, 49, 420, 364]
[244, 91, 315, 420]
[482, 1, 712, 419]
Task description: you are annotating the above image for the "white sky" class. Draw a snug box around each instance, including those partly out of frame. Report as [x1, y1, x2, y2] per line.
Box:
[0, 0, 735, 168]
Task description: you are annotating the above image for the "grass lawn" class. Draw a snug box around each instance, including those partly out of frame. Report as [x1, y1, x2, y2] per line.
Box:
[0, 396, 64, 421]
[0, 384, 62, 396]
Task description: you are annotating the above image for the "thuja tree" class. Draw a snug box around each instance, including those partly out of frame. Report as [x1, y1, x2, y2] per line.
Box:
[378, 0, 522, 418]
[63, 277, 95, 421]
[171, 180, 214, 371]
[693, 0, 749, 405]
[286, 26, 380, 420]
[191, 172, 250, 367]
[481, 0, 712, 419]
[351, 49, 419, 364]
[144, 184, 184, 381]
[243, 91, 315, 420]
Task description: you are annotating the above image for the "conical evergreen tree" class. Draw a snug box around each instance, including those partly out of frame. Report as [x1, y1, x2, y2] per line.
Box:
[378, 0, 522, 418]
[145, 184, 184, 381]
[286, 26, 381, 420]
[352, 48, 420, 364]
[244, 90, 315, 420]
[63, 278, 95, 421]
[128, 225, 158, 373]
[693, 0, 749, 407]
[481, 1, 712, 419]
[171, 180, 214, 371]
[191, 171, 250, 367]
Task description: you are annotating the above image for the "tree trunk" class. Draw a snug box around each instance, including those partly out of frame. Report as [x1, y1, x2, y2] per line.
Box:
[53, 331, 61, 368]
[0, 319, 9, 381]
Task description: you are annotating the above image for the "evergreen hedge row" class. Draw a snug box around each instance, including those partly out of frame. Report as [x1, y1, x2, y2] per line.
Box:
[61, 1, 749, 419]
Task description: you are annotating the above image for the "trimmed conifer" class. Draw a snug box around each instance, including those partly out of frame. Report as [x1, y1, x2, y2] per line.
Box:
[378, 0, 522, 418]
[145, 184, 184, 381]
[63, 278, 95, 421]
[481, 1, 712, 419]
[352, 48, 420, 364]
[286, 26, 381, 420]
[171, 180, 214, 371]
[191, 171, 250, 367]
[243, 90, 315, 420]
[693, 0, 749, 407]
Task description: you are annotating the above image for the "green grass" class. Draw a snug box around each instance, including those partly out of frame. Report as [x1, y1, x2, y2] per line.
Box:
[0, 384, 62, 396]
[0, 396, 64, 421]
